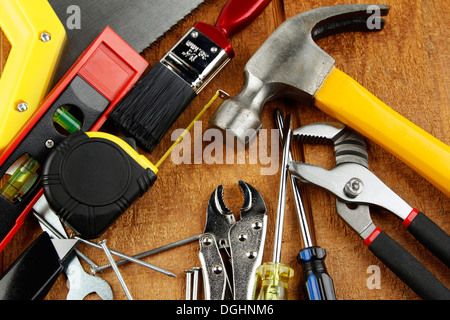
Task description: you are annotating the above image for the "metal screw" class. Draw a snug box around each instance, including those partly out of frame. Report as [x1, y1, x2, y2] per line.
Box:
[40, 32, 51, 42]
[211, 47, 218, 53]
[344, 178, 364, 198]
[45, 140, 54, 148]
[191, 31, 199, 38]
[99, 239, 133, 300]
[246, 251, 257, 259]
[17, 102, 28, 112]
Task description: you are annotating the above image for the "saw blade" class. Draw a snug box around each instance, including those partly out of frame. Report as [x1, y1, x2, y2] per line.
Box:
[48, 0, 206, 83]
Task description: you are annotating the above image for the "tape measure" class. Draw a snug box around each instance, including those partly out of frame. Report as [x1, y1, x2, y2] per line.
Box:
[42, 131, 158, 239]
[40, 90, 225, 239]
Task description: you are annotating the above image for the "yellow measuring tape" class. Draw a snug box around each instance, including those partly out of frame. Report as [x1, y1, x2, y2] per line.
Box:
[155, 90, 228, 168]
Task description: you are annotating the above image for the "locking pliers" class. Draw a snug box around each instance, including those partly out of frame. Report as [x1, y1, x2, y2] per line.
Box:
[288, 122, 450, 300]
[199, 180, 267, 300]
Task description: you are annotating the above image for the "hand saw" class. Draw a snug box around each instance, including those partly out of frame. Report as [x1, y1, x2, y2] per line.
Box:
[0, 0, 205, 155]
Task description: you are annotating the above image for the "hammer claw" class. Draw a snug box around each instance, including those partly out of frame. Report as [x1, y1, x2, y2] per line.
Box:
[210, 4, 450, 196]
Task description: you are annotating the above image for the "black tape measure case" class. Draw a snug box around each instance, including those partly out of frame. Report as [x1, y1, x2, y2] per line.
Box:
[42, 132, 157, 239]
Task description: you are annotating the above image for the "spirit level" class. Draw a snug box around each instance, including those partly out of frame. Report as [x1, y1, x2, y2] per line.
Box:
[0, 27, 148, 251]
[0, 0, 66, 154]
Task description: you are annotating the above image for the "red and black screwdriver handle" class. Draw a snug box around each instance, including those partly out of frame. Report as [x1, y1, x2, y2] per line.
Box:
[364, 228, 450, 300]
[194, 0, 272, 58]
[403, 208, 450, 267]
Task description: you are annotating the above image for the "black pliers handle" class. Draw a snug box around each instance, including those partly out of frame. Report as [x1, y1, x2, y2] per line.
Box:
[289, 122, 450, 299]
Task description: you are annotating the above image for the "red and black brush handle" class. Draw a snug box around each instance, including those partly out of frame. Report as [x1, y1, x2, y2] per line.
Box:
[194, 0, 272, 57]
[364, 227, 450, 300]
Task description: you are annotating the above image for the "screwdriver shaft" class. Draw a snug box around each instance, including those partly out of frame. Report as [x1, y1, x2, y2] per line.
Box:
[275, 109, 336, 300]
[272, 115, 292, 263]
[274, 109, 313, 247]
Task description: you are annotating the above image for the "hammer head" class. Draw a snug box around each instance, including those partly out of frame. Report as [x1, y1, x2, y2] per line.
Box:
[209, 4, 389, 145]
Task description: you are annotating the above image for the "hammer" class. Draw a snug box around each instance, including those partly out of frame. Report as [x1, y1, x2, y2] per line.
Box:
[209, 4, 450, 197]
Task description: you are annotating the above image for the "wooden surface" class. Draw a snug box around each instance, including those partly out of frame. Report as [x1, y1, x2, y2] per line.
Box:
[1, 0, 448, 300]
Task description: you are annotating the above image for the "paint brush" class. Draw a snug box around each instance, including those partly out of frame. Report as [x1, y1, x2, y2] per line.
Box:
[109, 0, 271, 152]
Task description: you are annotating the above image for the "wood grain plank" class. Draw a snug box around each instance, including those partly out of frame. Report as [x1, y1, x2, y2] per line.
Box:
[0, 0, 448, 300]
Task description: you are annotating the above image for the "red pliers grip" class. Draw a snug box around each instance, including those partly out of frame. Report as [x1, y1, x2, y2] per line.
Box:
[289, 122, 450, 299]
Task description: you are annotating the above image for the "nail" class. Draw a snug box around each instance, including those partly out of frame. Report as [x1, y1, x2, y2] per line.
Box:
[185, 270, 193, 300]
[32, 211, 99, 270]
[92, 234, 203, 273]
[75, 237, 176, 278]
[99, 240, 133, 300]
[192, 267, 201, 300]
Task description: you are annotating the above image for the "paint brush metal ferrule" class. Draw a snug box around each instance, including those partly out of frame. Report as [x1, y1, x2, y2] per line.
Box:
[160, 27, 230, 93]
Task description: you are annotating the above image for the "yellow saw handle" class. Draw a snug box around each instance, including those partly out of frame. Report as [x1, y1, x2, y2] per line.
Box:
[0, 0, 66, 154]
[315, 67, 450, 197]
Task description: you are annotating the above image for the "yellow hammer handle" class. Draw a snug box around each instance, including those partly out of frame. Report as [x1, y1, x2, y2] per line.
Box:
[315, 67, 450, 197]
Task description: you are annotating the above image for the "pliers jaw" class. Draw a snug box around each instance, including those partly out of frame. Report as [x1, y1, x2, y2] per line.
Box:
[288, 122, 450, 299]
[289, 161, 376, 240]
[199, 181, 267, 300]
[288, 121, 412, 238]
[290, 122, 413, 221]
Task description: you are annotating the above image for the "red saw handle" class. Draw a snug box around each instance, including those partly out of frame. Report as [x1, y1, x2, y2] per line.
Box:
[216, 0, 272, 37]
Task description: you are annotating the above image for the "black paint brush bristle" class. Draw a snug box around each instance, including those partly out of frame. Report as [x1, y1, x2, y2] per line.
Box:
[109, 28, 231, 152]
[110, 62, 197, 152]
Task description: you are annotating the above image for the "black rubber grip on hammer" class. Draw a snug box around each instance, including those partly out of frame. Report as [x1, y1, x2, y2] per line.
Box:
[405, 211, 450, 267]
[367, 230, 450, 300]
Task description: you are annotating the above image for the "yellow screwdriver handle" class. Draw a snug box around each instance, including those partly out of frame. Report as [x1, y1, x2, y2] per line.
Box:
[253, 262, 294, 300]
[315, 67, 450, 197]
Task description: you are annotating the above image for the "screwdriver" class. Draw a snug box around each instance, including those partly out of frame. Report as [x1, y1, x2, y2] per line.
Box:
[253, 114, 294, 300]
[275, 108, 336, 300]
